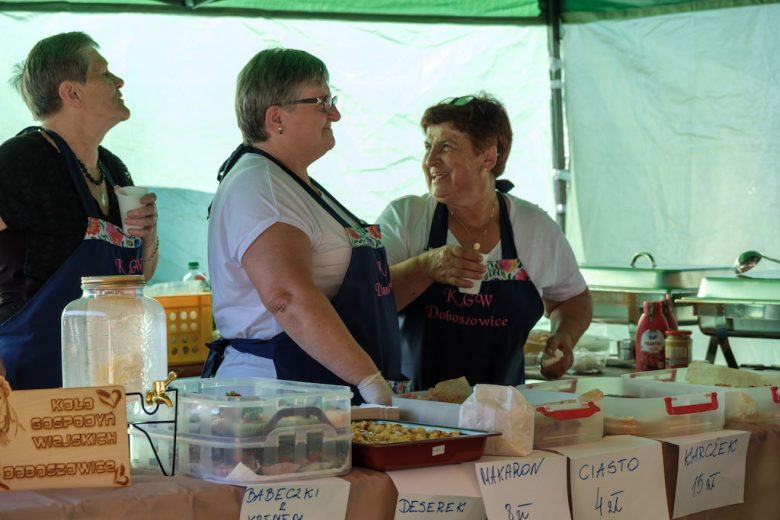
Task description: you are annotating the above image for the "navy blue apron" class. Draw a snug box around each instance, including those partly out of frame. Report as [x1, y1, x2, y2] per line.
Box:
[399, 191, 544, 390]
[202, 145, 402, 403]
[0, 128, 142, 390]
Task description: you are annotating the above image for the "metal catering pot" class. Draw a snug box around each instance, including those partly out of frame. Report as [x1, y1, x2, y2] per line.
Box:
[579, 252, 731, 349]
[678, 270, 780, 368]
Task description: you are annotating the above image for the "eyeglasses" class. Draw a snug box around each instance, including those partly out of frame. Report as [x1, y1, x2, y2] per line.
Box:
[440, 95, 485, 116]
[289, 94, 337, 113]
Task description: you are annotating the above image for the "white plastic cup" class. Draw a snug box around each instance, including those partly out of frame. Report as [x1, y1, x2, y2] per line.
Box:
[116, 186, 149, 231]
[459, 252, 489, 294]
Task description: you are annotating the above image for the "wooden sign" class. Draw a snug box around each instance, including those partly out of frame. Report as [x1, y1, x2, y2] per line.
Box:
[0, 379, 130, 492]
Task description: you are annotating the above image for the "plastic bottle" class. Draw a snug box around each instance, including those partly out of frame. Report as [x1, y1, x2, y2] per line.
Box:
[664, 293, 679, 331]
[183, 261, 210, 291]
[635, 300, 669, 372]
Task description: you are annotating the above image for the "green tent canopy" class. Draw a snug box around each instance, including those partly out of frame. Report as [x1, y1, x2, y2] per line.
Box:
[0, 0, 541, 18]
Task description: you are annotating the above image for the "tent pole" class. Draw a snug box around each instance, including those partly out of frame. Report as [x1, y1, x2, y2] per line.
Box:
[546, 0, 569, 232]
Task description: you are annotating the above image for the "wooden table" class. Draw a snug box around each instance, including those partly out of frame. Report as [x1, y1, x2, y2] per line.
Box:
[1, 424, 777, 520]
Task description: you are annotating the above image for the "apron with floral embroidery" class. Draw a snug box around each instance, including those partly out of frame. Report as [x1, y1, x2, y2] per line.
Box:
[0, 128, 142, 390]
[202, 146, 402, 403]
[399, 192, 544, 390]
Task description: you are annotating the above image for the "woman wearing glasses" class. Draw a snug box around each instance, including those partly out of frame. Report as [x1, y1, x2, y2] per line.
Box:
[204, 48, 402, 405]
[377, 94, 592, 390]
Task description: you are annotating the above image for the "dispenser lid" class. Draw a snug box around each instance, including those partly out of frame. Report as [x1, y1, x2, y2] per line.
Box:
[81, 275, 146, 289]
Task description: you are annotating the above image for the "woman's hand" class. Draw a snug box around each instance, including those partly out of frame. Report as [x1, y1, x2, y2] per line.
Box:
[540, 289, 593, 379]
[423, 245, 486, 289]
[116, 186, 158, 242]
[357, 372, 394, 406]
[388, 245, 487, 311]
[115, 186, 159, 279]
[540, 332, 574, 379]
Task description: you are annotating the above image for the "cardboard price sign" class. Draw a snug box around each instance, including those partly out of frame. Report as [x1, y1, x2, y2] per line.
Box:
[474, 453, 571, 520]
[552, 436, 669, 520]
[663, 430, 750, 518]
[0, 381, 131, 492]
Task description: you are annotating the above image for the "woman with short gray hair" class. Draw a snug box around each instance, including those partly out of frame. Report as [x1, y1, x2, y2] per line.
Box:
[205, 48, 403, 405]
[0, 32, 159, 390]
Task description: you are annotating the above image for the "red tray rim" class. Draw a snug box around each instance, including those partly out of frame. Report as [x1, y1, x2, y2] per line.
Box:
[351, 419, 501, 447]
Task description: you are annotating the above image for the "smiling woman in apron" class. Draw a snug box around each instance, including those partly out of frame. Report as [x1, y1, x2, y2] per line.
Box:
[377, 94, 593, 391]
[203, 48, 402, 405]
[0, 32, 159, 390]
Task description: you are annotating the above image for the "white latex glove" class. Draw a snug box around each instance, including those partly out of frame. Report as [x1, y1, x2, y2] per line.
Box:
[357, 371, 393, 406]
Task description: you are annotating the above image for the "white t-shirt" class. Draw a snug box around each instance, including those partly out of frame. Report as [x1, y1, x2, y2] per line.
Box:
[376, 192, 587, 302]
[208, 152, 360, 341]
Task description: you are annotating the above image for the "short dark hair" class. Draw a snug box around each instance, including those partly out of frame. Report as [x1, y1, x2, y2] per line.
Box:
[235, 48, 329, 144]
[10, 32, 98, 121]
[421, 93, 512, 177]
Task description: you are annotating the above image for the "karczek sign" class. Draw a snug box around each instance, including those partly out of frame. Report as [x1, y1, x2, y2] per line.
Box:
[0, 381, 130, 491]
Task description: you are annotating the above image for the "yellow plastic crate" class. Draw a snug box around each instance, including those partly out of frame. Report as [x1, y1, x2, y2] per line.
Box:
[152, 293, 213, 367]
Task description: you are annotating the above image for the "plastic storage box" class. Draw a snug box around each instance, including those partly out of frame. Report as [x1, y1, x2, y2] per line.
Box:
[151, 293, 213, 366]
[516, 389, 604, 448]
[392, 391, 461, 427]
[394, 389, 604, 449]
[624, 368, 780, 425]
[129, 377, 352, 484]
[520, 377, 725, 439]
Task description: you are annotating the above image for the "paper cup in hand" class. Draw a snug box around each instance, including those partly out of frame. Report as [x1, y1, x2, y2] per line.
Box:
[459, 252, 489, 294]
[116, 186, 148, 231]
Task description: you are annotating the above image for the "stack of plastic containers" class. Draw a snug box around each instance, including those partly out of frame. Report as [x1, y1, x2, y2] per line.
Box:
[129, 377, 352, 484]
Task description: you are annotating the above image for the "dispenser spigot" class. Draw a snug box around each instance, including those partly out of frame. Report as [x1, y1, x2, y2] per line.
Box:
[145, 371, 177, 407]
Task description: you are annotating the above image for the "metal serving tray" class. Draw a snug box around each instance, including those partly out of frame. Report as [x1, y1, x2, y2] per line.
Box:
[681, 271, 780, 337]
[581, 254, 731, 326]
[677, 271, 780, 367]
[351, 420, 499, 471]
[696, 271, 780, 302]
[580, 264, 731, 291]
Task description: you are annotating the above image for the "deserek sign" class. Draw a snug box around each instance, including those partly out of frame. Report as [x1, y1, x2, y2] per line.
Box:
[0, 377, 130, 491]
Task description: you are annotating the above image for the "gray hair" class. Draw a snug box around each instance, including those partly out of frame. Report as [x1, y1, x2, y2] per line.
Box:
[235, 48, 329, 144]
[9, 32, 98, 121]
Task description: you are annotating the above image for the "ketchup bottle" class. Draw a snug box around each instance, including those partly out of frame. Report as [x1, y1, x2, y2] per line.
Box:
[636, 300, 669, 372]
[664, 294, 678, 331]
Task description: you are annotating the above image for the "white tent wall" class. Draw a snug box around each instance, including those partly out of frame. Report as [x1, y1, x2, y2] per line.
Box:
[0, 12, 551, 283]
[563, 3, 780, 366]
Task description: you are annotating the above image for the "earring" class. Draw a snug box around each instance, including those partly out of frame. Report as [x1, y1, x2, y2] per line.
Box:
[278, 127, 283, 135]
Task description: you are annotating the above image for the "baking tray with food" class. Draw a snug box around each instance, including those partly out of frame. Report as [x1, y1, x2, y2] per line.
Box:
[351, 420, 500, 471]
